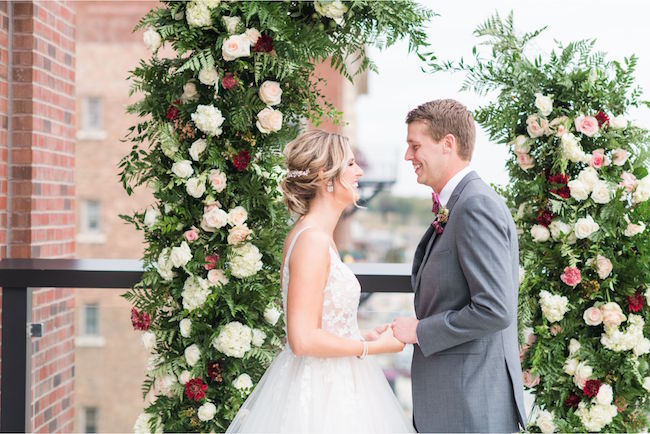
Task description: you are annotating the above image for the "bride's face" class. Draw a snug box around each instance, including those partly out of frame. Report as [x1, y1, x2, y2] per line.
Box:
[334, 153, 364, 204]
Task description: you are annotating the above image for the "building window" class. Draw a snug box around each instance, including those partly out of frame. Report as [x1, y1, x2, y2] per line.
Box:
[84, 304, 99, 336]
[85, 200, 101, 233]
[77, 200, 106, 244]
[77, 96, 107, 140]
[83, 407, 98, 433]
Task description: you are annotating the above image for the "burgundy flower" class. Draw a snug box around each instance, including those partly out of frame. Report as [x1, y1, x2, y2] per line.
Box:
[166, 105, 179, 121]
[548, 173, 568, 185]
[595, 111, 610, 127]
[221, 73, 238, 90]
[551, 186, 570, 199]
[548, 173, 570, 199]
[253, 34, 273, 53]
[204, 254, 219, 271]
[627, 292, 644, 312]
[583, 379, 602, 398]
[207, 360, 224, 383]
[184, 378, 208, 401]
[130, 308, 151, 331]
[536, 209, 554, 227]
[565, 393, 581, 409]
[432, 220, 444, 234]
[233, 150, 251, 172]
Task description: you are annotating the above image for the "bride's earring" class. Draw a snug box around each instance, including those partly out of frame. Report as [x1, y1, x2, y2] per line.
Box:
[327, 181, 334, 193]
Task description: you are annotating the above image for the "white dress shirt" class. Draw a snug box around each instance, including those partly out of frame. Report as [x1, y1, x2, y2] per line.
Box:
[437, 166, 473, 207]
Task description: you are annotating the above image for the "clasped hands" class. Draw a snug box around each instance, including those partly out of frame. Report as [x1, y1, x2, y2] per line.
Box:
[364, 317, 419, 353]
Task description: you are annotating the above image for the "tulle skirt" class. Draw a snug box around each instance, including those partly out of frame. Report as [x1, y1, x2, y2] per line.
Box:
[226, 347, 414, 433]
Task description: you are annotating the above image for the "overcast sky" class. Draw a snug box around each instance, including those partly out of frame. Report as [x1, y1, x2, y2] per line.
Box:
[355, 0, 650, 197]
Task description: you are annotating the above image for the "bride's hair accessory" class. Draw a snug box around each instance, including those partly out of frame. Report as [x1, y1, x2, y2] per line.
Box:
[286, 168, 309, 179]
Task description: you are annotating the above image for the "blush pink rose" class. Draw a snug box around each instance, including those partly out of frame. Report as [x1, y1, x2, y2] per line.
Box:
[561, 266, 582, 287]
[574, 115, 600, 137]
[204, 254, 219, 270]
[600, 302, 626, 327]
[549, 324, 563, 336]
[612, 149, 630, 166]
[590, 148, 605, 169]
[184, 228, 199, 242]
[526, 115, 545, 138]
[516, 152, 535, 171]
[583, 306, 603, 326]
[620, 172, 638, 192]
[522, 370, 540, 388]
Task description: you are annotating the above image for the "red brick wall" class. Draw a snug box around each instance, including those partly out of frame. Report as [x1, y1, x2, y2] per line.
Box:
[0, 1, 76, 432]
[0, 0, 9, 411]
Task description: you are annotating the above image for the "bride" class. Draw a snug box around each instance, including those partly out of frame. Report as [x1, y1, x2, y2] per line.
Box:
[226, 130, 414, 433]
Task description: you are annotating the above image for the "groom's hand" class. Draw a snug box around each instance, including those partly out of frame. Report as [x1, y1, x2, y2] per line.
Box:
[391, 317, 419, 344]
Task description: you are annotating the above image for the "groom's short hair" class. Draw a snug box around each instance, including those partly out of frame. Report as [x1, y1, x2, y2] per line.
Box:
[406, 99, 475, 161]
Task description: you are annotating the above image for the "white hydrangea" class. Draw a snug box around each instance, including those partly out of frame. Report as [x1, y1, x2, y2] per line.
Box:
[314, 0, 348, 24]
[197, 0, 221, 8]
[223, 16, 241, 34]
[181, 275, 211, 311]
[539, 290, 569, 323]
[230, 243, 263, 278]
[186, 2, 212, 28]
[157, 248, 175, 281]
[191, 105, 225, 136]
[643, 376, 650, 392]
[212, 321, 252, 358]
[141, 331, 156, 352]
[134, 413, 162, 434]
[576, 401, 618, 432]
[561, 133, 587, 163]
[252, 328, 266, 347]
[143, 28, 162, 51]
[632, 175, 650, 204]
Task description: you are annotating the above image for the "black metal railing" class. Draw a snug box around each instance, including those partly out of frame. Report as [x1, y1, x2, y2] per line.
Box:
[0, 259, 412, 432]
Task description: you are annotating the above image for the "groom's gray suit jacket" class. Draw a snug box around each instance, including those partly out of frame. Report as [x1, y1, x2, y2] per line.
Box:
[411, 171, 526, 433]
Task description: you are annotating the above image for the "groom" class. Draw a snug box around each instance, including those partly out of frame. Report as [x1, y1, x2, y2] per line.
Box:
[392, 99, 526, 433]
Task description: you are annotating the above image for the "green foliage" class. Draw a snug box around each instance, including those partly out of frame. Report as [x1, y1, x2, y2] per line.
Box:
[121, 1, 434, 432]
[450, 12, 650, 433]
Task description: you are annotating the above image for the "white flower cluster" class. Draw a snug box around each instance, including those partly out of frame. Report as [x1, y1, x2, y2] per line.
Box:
[201, 204, 228, 232]
[212, 321, 252, 358]
[264, 304, 281, 325]
[574, 214, 599, 239]
[563, 344, 593, 390]
[181, 275, 211, 311]
[191, 105, 225, 137]
[233, 373, 253, 394]
[314, 0, 348, 24]
[539, 290, 569, 323]
[548, 220, 575, 244]
[170, 241, 192, 268]
[632, 175, 650, 204]
[186, 0, 220, 28]
[534, 93, 553, 117]
[252, 328, 266, 346]
[534, 409, 555, 434]
[561, 133, 588, 163]
[568, 167, 612, 204]
[575, 398, 618, 432]
[230, 243, 263, 278]
[143, 28, 162, 51]
[184, 343, 201, 366]
[157, 248, 175, 281]
[133, 413, 163, 434]
[600, 313, 650, 355]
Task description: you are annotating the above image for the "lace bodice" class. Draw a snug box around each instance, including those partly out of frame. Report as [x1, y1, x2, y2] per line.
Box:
[281, 227, 362, 340]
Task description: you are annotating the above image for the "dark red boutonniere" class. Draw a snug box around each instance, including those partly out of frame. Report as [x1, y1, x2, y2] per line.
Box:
[431, 191, 449, 235]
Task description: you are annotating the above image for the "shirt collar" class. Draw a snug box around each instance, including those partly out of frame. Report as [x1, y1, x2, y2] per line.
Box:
[437, 166, 473, 207]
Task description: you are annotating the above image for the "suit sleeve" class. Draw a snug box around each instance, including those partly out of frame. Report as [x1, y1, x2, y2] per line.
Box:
[416, 194, 516, 357]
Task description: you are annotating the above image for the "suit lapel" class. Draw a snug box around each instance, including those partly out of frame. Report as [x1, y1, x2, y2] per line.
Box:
[411, 224, 436, 289]
[413, 171, 481, 295]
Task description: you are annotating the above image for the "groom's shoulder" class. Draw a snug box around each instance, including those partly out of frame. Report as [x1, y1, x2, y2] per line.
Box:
[456, 182, 508, 216]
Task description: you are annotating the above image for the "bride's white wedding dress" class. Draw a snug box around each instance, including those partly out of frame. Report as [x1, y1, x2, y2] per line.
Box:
[226, 227, 414, 433]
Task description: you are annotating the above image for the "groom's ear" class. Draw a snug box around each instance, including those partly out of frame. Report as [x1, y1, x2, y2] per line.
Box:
[442, 133, 456, 155]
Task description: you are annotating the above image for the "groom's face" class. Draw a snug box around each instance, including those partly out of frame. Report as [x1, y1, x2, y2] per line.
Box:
[405, 121, 446, 190]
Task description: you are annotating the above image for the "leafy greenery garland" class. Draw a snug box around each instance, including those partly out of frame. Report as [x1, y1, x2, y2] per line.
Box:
[119, 1, 434, 432]
[445, 13, 650, 433]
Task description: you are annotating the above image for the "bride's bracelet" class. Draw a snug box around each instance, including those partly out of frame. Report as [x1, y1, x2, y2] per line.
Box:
[357, 340, 368, 360]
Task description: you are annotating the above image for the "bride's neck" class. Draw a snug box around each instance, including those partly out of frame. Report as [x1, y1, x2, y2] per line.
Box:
[300, 197, 344, 236]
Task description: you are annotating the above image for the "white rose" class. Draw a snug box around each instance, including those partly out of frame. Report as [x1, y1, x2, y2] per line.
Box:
[535, 410, 555, 434]
[223, 16, 241, 34]
[632, 176, 650, 204]
[595, 255, 613, 279]
[184, 344, 201, 367]
[624, 221, 645, 237]
[212, 321, 252, 358]
[182, 276, 211, 311]
[228, 206, 248, 226]
[233, 373, 253, 392]
[643, 377, 650, 392]
[568, 179, 589, 201]
[531, 224, 550, 242]
[191, 105, 225, 137]
[172, 160, 194, 179]
[134, 413, 162, 434]
[181, 81, 200, 103]
[583, 307, 603, 326]
[198, 402, 217, 422]
[180, 318, 192, 338]
[561, 133, 586, 163]
[170, 241, 192, 268]
[609, 114, 628, 130]
[569, 338, 581, 355]
[591, 180, 612, 204]
[230, 243, 263, 278]
[189, 139, 207, 161]
[186, 2, 211, 28]
[563, 357, 579, 375]
[245, 27, 261, 45]
[143, 28, 162, 51]
[186, 177, 206, 198]
[198, 67, 219, 86]
[208, 269, 229, 287]
[157, 248, 175, 280]
[574, 215, 599, 239]
[256, 107, 283, 133]
[578, 167, 599, 190]
[222, 34, 251, 61]
[574, 361, 593, 389]
[549, 220, 572, 241]
[259, 81, 282, 106]
[535, 93, 553, 117]
[264, 304, 281, 325]
[228, 225, 251, 245]
[178, 370, 191, 385]
[202, 206, 228, 231]
[252, 329, 266, 347]
[596, 384, 613, 405]
[141, 331, 156, 352]
[144, 207, 160, 228]
[209, 169, 227, 193]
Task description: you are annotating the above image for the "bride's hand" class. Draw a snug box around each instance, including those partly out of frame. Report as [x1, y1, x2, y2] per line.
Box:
[364, 324, 389, 341]
[375, 328, 406, 353]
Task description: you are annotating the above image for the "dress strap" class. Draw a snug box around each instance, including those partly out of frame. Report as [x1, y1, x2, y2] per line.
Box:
[283, 226, 313, 272]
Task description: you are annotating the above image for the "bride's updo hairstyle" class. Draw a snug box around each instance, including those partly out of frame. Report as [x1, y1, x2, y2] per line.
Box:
[281, 129, 354, 216]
